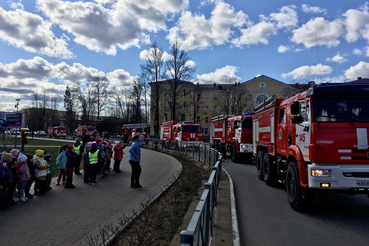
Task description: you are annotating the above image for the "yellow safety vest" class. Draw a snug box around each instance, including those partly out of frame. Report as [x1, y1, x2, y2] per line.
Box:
[89, 151, 98, 165]
[74, 144, 81, 155]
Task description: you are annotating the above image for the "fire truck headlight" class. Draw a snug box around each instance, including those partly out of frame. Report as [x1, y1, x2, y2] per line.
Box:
[183, 144, 186, 148]
[199, 144, 203, 148]
[311, 169, 331, 177]
[241, 145, 245, 149]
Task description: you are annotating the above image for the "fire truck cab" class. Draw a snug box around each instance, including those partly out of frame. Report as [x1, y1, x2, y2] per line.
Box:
[74, 125, 96, 137]
[160, 121, 203, 147]
[48, 126, 67, 139]
[121, 123, 151, 142]
[253, 82, 369, 210]
[210, 113, 253, 162]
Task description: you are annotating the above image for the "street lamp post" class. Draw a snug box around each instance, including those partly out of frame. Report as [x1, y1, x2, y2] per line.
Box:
[15, 99, 20, 148]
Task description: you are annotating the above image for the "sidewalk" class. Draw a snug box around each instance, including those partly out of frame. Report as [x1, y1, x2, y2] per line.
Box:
[0, 148, 182, 246]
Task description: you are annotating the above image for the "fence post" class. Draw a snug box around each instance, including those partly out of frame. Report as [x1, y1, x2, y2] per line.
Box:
[180, 230, 193, 246]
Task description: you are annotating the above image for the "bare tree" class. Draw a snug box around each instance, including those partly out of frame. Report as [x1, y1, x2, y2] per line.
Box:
[140, 42, 167, 137]
[216, 81, 253, 115]
[90, 76, 110, 121]
[71, 81, 96, 125]
[130, 78, 145, 123]
[165, 40, 196, 121]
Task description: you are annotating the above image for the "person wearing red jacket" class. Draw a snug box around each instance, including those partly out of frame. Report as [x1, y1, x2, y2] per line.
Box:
[113, 141, 125, 173]
[21, 131, 27, 151]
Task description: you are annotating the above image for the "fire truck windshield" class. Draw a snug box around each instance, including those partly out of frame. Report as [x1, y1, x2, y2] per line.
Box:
[182, 125, 201, 132]
[88, 128, 95, 131]
[314, 98, 369, 122]
[242, 118, 252, 129]
[57, 127, 65, 131]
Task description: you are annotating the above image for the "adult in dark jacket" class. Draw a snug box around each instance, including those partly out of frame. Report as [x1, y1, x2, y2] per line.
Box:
[73, 138, 83, 175]
[21, 131, 27, 151]
[82, 131, 91, 149]
[86, 143, 102, 185]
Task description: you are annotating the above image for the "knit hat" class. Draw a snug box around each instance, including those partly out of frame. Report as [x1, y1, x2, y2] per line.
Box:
[35, 150, 44, 157]
[66, 145, 74, 151]
[45, 154, 51, 161]
[96, 138, 102, 144]
[1, 152, 12, 163]
[104, 138, 109, 143]
[18, 153, 28, 163]
[85, 144, 91, 152]
[115, 141, 119, 145]
[10, 149, 20, 157]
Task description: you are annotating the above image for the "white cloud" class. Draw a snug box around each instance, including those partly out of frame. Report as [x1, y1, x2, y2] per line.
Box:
[301, 4, 327, 15]
[269, 5, 298, 29]
[291, 17, 345, 48]
[37, 0, 188, 55]
[185, 60, 196, 69]
[232, 21, 277, 47]
[197, 65, 242, 84]
[352, 48, 363, 55]
[278, 45, 290, 53]
[326, 54, 348, 63]
[344, 61, 369, 79]
[0, 56, 136, 104]
[282, 63, 333, 79]
[0, 8, 73, 59]
[365, 46, 369, 57]
[9, 0, 24, 10]
[139, 47, 170, 61]
[167, 1, 247, 50]
[343, 2, 369, 43]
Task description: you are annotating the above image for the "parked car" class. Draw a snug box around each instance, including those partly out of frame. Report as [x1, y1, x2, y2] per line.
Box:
[12, 130, 20, 135]
[36, 130, 47, 137]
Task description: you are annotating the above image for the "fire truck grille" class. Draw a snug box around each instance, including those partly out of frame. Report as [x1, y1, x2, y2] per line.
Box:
[343, 172, 369, 178]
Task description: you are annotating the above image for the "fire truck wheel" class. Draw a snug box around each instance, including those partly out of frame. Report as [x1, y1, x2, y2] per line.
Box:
[263, 153, 276, 186]
[231, 143, 239, 163]
[286, 162, 314, 211]
[256, 150, 265, 180]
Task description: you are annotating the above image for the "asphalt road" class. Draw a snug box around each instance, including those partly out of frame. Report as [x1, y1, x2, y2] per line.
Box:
[224, 156, 369, 246]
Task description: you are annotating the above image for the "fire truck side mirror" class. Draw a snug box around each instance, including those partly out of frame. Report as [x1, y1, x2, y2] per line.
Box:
[292, 116, 304, 124]
[290, 101, 300, 115]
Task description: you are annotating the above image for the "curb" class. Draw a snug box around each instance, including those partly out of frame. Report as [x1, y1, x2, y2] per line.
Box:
[223, 168, 240, 246]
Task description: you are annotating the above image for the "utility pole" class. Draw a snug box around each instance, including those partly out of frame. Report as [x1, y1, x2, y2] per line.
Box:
[15, 99, 20, 148]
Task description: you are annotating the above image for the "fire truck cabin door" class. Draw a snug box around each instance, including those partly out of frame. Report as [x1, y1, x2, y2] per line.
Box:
[295, 100, 311, 162]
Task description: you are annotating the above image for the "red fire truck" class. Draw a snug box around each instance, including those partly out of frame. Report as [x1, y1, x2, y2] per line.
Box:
[74, 125, 96, 137]
[121, 123, 151, 142]
[253, 82, 369, 210]
[48, 126, 67, 139]
[210, 113, 253, 162]
[160, 121, 203, 147]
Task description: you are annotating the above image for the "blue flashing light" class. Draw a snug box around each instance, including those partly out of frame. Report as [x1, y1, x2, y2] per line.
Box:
[244, 112, 252, 115]
[189, 121, 193, 124]
[183, 121, 188, 123]
[318, 83, 342, 87]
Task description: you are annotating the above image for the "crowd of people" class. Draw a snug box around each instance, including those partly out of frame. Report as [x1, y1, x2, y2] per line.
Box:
[0, 133, 144, 210]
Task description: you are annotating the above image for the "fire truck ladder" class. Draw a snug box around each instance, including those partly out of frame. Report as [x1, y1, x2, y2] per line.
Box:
[211, 115, 231, 122]
[122, 123, 151, 129]
[254, 95, 277, 113]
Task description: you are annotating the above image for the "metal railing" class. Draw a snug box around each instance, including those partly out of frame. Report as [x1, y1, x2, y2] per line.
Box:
[144, 139, 222, 245]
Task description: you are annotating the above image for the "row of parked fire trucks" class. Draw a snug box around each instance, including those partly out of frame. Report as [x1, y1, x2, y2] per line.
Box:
[157, 81, 369, 211]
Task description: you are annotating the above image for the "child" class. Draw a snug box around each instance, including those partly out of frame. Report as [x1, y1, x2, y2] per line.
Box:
[17, 154, 31, 202]
[95, 139, 104, 179]
[0, 152, 14, 209]
[65, 145, 77, 189]
[113, 141, 124, 173]
[73, 138, 83, 175]
[83, 143, 91, 183]
[33, 150, 49, 195]
[56, 145, 67, 186]
[44, 154, 52, 191]
[87, 143, 102, 186]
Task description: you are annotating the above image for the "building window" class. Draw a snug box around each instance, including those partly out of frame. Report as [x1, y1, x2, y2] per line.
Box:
[196, 117, 200, 124]
[197, 106, 201, 112]
[197, 94, 201, 102]
[205, 94, 209, 101]
[213, 106, 217, 113]
[179, 101, 186, 109]
[163, 114, 167, 122]
[181, 89, 186, 97]
[221, 95, 225, 102]
[248, 95, 252, 102]
[221, 106, 225, 114]
[255, 94, 268, 105]
[168, 102, 172, 110]
[230, 106, 233, 114]
[205, 106, 208, 113]
[190, 114, 193, 121]
[169, 89, 172, 97]
[181, 114, 185, 122]
[204, 128, 208, 135]
[205, 117, 209, 124]
[213, 95, 217, 101]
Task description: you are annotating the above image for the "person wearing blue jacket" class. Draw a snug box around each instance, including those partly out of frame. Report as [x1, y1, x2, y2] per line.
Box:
[128, 135, 143, 188]
[55, 145, 67, 186]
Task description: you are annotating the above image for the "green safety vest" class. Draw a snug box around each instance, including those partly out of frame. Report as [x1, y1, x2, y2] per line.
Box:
[89, 151, 98, 165]
[74, 144, 81, 155]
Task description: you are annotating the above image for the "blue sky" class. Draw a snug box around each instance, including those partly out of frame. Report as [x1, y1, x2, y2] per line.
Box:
[1, 0, 369, 112]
